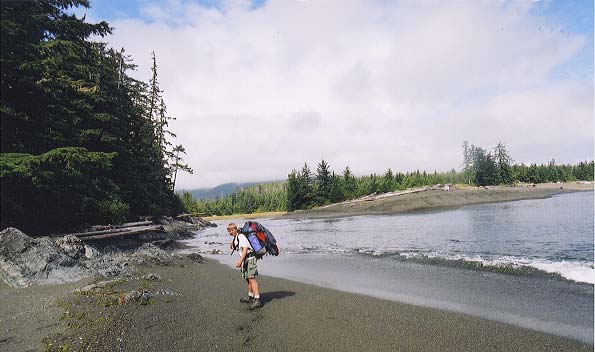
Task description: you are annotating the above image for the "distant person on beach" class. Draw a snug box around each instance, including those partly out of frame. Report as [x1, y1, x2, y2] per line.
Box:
[228, 223, 263, 309]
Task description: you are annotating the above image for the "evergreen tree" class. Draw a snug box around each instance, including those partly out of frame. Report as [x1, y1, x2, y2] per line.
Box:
[472, 147, 497, 186]
[171, 145, 193, 190]
[286, 169, 300, 211]
[329, 172, 344, 203]
[381, 168, 394, 193]
[342, 166, 357, 199]
[315, 159, 332, 205]
[494, 141, 513, 184]
[0, 1, 184, 233]
[299, 162, 314, 208]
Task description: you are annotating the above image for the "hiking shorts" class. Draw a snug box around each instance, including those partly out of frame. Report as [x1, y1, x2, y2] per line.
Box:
[241, 256, 258, 279]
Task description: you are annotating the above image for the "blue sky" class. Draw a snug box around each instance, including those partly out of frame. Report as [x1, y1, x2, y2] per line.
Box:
[72, 0, 594, 188]
[87, 0, 267, 20]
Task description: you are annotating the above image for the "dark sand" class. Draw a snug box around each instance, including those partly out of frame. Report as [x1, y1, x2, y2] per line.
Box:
[2, 182, 593, 351]
[5, 258, 590, 351]
[0, 278, 94, 351]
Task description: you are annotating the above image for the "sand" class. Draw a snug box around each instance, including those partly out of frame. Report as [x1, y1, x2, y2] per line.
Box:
[2, 258, 590, 352]
[1, 182, 592, 351]
[282, 182, 593, 219]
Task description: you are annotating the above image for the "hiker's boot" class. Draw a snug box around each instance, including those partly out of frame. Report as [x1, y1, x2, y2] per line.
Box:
[240, 296, 253, 304]
[249, 298, 263, 310]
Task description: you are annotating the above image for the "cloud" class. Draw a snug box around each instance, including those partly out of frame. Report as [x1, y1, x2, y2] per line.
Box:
[89, 0, 592, 188]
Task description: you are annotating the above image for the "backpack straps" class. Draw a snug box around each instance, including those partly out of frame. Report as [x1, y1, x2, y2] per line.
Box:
[230, 235, 239, 256]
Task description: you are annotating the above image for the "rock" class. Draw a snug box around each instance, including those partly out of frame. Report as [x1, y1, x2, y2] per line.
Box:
[141, 273, 161, 281]
[187, 253, 205, 263]
[0, 227, 34, 255]
[156, 289, 180, 296]
[129, 243, 173, 266]
[151, 238, 188, 250]
[55, 235, 85, 259]
[211, 249, 223, 255]
[0, 228, 84, 287]
[75, 279, 121, 294]
[75, 283, 102, 294]
[122, 289, 153, 304]
[84, 244, 100, 259]
[140, 290, 153, 303]
[124, 290, 143, 303]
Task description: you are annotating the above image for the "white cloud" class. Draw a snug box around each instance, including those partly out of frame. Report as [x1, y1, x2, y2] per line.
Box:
[91, 0, 592, 188]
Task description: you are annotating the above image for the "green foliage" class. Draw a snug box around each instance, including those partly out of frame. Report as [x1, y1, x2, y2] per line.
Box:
[1, 1, 185, 233]
[315, 159, 332, 205]
[511, 160, 594, 183]
[464, 141, 593, 186]
[180, 182, 287, 216]
[283, 152, 593, 212]
[0, 147, 120, 232]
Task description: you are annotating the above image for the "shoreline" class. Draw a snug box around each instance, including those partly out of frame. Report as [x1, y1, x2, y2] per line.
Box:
[281, 182, 593, 219]
[2, 258, 591, 351]
[203, 182, 593, 221]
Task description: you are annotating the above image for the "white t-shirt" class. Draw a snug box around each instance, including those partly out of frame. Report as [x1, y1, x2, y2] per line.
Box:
[234, 234, 252, 257]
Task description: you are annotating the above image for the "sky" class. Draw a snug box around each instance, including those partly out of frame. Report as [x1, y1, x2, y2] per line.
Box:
[72, 0, 594, 189]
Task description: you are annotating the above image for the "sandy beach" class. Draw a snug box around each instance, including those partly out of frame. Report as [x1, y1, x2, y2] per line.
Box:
[1, 182, 593, 351]
[1, 257, 591, 352]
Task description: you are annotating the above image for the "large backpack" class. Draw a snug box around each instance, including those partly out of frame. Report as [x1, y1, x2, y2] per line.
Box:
[239, 221, 279, 259]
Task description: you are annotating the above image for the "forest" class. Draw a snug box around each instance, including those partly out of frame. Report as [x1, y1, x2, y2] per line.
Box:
[0, 1, 190, 234]
[1, 2, 592, 227]
[181, 141, 594, 215]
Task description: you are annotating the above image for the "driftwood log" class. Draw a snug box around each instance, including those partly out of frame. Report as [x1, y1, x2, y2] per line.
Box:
[114, 220, 154, 228]
[66, 225, 164, 239]
[74, 225, 165, 240]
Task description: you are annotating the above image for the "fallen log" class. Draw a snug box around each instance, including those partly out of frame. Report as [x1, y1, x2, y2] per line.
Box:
[67, 225, 162, 238]
[175, 212, 208, 218]
[114, 220, 154, 228]
[76, 225, 165, 240]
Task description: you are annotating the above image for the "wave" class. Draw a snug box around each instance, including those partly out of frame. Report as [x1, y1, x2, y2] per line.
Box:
[352, 249, 594, 284]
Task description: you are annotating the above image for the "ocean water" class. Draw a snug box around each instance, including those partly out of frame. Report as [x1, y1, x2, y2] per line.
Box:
[187, 191, 594, 284]
[182, 191, 594, 343]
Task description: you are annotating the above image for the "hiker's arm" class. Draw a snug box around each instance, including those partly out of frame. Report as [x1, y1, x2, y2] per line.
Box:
[235, 247, 248, 268]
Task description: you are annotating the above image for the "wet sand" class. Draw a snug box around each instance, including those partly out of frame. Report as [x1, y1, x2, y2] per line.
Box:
[282, 182, 594, 219]
[2, 258, 590, 351]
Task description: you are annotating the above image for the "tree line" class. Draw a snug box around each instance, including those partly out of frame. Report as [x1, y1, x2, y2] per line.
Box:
[462, 141, 593, 186]
[285, 161, 466, 211]
[1, 1, 191, 234]
[182, 141, 593, 215]
[179, 183, 287, 216]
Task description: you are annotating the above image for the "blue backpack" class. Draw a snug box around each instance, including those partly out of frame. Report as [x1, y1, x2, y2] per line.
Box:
[238, 221, 279, 259]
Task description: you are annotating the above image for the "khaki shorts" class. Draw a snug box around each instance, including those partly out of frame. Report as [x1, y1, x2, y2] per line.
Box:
[241, 256, 258, 279]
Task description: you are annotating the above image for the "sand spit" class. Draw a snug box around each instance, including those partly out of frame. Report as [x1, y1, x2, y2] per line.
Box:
[283, 182, 593, 219]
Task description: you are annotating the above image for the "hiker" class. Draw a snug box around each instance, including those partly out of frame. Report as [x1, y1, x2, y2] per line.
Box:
[228, 223, 263, 309]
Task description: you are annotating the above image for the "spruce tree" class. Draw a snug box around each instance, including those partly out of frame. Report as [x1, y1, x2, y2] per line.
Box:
[494, 141, 513, 184]
[381, 168, 394, 193]
[342, 166, 357, 199]
[315, 159, 332, 205]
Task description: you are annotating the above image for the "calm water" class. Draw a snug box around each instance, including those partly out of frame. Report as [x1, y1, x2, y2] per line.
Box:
[183, 191, 594, 342]
[188, 191, 594, 283]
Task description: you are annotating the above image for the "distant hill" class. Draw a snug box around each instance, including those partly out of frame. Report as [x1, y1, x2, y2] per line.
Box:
[183, 182, 263, 200]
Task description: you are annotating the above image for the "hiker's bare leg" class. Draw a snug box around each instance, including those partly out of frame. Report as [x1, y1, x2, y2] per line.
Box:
[246, 279, 253, 295]
[248, 278, 259, 297]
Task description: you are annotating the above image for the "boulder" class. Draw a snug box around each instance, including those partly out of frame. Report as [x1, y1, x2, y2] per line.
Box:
[0, 228, 85, 287]
[55, 235, 85, 259]
[187, 253, 205, 263]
